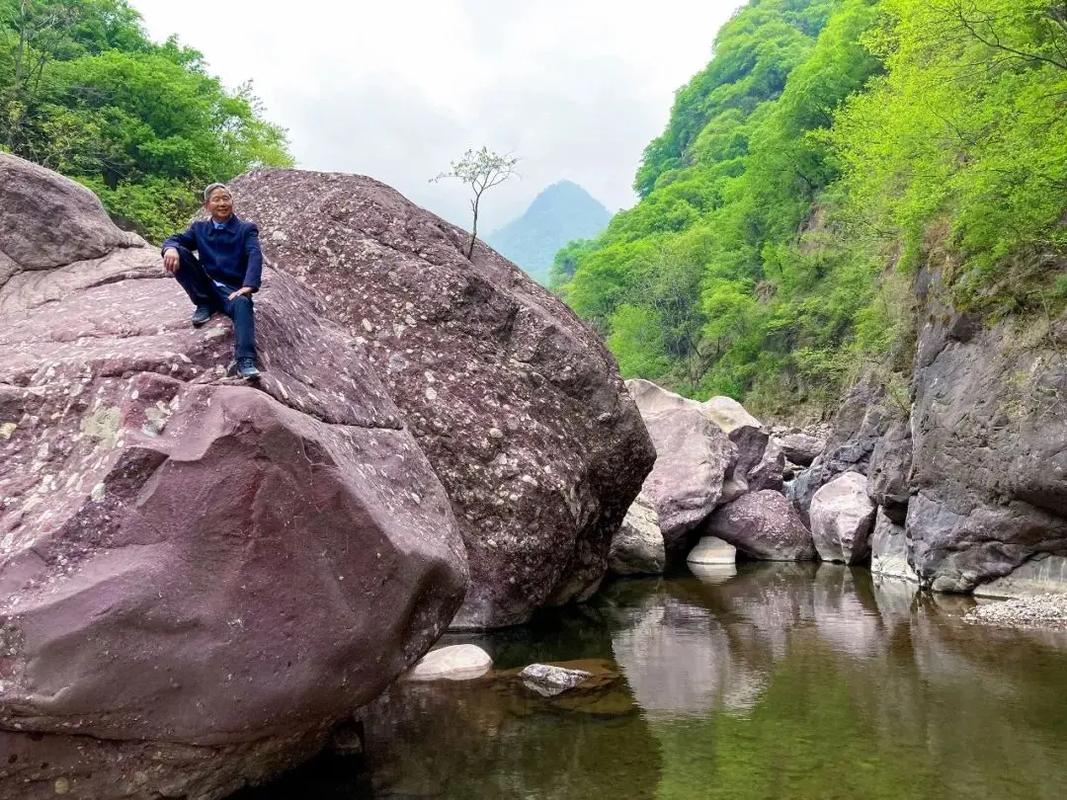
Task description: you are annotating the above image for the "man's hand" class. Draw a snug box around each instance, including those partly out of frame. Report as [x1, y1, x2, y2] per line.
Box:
[228, 286, 254, 301]
[162, 247, 180, 274]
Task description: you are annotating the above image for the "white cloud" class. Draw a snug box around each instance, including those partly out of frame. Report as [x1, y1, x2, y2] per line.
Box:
[132, 0, 745, 230]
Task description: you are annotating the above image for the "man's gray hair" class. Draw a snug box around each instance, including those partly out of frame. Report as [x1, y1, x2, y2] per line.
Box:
[203, 182, 230, 202]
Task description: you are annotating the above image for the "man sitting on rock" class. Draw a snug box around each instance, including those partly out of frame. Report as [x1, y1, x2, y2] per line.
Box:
[162, 183, 262, 380]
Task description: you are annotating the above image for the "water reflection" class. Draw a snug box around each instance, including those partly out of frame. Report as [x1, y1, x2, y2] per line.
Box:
[246, 563, 1067, 799]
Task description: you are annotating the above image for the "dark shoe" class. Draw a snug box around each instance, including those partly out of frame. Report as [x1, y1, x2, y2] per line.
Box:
[191, 305, 213, 327]
[231, 357, 261, 380]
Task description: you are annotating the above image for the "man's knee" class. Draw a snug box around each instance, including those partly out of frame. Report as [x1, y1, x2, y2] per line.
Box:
[233, 295, 253, 309]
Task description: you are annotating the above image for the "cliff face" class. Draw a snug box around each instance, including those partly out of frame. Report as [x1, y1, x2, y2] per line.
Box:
[905, 270, 1067, 593]
[791, 261, 1067, 596]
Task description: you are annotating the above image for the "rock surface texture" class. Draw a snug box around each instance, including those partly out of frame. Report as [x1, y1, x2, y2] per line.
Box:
[0, 155, 468, 799]
[608, 493, 667, 575]
[624, 380, 734, 550]
[686, 536, 737, 566]
[871, 509, 917, 581]
[808, 471, 877, 564]
[788, 377, 895, 523]
[905, 269, 1067, 593]
[705, 490, 816, 561]
[230, 169, 655, 628]
[406, 645, 493, 682]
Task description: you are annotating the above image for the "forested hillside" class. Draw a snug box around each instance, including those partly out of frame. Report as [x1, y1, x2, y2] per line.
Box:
[552, 0, 1067, 416]
[0, 0, 292, 240]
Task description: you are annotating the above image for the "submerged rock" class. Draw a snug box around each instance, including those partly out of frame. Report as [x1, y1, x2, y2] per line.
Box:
[231, 169, 654, 628]
[0, 154, 467, 799]
[705, 490, 816, 561]
[809, 471, 876, 564]
[519, 663, 593, 697]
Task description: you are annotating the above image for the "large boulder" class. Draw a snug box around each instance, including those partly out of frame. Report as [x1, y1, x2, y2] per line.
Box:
[705, 396, 783, 497]
[0, 154, 467, 798]
[788, 376, 896, 522]
[230, 170, 655, 628]
[705, 490, 817, 561]
[905, 267, 1067, 593]
[624, 380, 734, 550]
[775, 431, 826, 467]
[808, 471, 877, 564]
[608, 493, 666, 576]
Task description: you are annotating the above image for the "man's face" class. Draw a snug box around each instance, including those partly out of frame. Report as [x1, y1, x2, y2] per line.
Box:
[205, 188, 233, 222]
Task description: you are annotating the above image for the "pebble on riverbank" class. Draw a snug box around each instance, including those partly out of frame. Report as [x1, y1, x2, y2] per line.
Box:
[964, 594, 1067, 631]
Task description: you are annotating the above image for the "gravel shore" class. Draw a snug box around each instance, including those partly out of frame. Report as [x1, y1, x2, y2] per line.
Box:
[964, 594, 1067, 631]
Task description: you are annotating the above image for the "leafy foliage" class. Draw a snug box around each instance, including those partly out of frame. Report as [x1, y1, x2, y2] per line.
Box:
[555, 0, 1067, 417]
[0, 0, 293, 241]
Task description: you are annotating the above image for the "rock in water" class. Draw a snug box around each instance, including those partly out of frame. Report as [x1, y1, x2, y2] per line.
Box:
[686, 536, 737, 565]
[0, 154, 467, 799]
[519, 663, 592, 697]
[406, 645, 493, 681]
[809, 471, 877, 564]
[230, 170, 655, 628]
[624, 380, 734, 549]
[705, 490, 816, 561]
[870, 508, 917, 581]
[609, 493, 667, 575]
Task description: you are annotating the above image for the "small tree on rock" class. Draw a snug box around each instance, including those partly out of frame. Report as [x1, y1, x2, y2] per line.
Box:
[432, 146, 518, 258]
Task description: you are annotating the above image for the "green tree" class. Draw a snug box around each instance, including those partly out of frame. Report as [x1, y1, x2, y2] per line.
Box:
[0, 0, 293, 240]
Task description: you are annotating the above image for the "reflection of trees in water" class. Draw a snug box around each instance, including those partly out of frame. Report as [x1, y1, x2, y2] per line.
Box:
[322, 565, 1067, 799]
[603, 563, 1067, 800]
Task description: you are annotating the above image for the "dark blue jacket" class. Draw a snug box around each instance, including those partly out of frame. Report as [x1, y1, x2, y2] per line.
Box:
[162, 215, 263, 291]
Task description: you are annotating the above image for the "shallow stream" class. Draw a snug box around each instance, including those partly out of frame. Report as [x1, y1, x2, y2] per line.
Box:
[244, 563, 1067, 799]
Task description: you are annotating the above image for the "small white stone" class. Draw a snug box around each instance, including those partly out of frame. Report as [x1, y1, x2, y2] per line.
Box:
[406, 645, 492, 682]
[425, 387, 438, 401]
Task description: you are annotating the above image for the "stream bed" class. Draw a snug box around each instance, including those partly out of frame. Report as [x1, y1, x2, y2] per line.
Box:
[244, 563, 1067, 799]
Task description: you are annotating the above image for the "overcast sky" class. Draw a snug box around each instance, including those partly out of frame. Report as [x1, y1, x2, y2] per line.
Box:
[133, 0, 746, 232]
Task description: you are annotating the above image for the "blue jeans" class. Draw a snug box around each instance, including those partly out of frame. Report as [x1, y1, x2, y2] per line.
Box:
[170, 245, 257, 360]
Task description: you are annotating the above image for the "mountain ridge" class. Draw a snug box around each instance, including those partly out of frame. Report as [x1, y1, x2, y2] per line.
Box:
[487, 180, 611, 284]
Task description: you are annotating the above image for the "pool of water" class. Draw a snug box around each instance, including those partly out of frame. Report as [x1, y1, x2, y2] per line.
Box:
[245, 563, 1067, 799]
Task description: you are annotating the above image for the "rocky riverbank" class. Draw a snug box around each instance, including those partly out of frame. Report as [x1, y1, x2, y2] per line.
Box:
[965, 595, 1067, 631]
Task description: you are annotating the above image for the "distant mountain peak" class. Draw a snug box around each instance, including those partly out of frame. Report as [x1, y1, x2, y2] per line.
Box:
[486, 181, 610, 284]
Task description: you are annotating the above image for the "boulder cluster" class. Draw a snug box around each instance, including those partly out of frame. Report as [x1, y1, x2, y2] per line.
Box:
[617, 268, 1067, 603]
[609, 379, 827, 574]
[0, 155, 653, 799]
